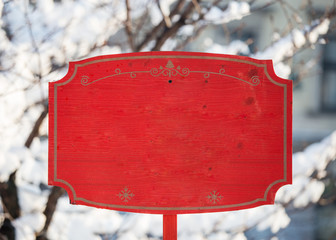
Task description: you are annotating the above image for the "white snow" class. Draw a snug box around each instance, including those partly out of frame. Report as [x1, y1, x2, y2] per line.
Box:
[207, 232, 231, 240]
[178, 25, 195, 37]
[14, 212, 46, 240]
[150, 4, 163, 26]
[274, 62, 291, 79]
[308, 19, 330, 43]
[0, 148, 21, 182]
[232, 232, 247, 240]
[206, 40, 250, 55]
[253, 19, 330, 64]
[258, 207, 290, 233]
[292, 29, 306, 48]
[205, 2, 250, 24]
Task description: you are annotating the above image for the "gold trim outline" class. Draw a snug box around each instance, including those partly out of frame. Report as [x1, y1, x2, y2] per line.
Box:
[53, 55, 290, 211]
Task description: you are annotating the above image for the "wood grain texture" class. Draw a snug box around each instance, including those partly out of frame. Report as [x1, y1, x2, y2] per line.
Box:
[48, 52, 292, 214]
[163, 215, 177, 240]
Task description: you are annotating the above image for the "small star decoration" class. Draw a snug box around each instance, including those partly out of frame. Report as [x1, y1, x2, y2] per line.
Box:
[207, 191, 223, 204]
[118, 187, 134, 203]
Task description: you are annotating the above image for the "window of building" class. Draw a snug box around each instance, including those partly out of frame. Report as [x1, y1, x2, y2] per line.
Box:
[321, 37, 336, 112]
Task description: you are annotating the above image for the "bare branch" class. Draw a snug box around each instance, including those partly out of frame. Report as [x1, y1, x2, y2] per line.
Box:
[0, 172, 20, 220]
[174, 0, 222, 50]
[36, 186, 66, 240]
[24, 3, 45, 101]
[157, 0, 172, 28]
[125, 0, 135, 52]
[279, 0, 294, 35]
[192, 0, 202, 15]
[24, 104, 48, 148]
[249, 0, 278, 12]
[151, 1, 195, 51]
[136, 0, 186, 51]
[174, 24, 207, 50]
[134, 6, 151, 36]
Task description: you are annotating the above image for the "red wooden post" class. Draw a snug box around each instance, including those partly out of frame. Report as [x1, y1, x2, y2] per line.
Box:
[163, 215, 177, 240]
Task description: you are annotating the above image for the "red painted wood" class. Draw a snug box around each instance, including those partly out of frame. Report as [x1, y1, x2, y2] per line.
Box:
[163, 215, 177, 240]
[48, 51, 292, 214]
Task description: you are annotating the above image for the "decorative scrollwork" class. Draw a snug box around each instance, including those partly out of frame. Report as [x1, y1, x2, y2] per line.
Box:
[80, 61, 260, 87]
[149, 60, 189, 78]
[251, 76, 260, 85]
[201, 68, 224, 79]
[150, 67, 159, 76]
[170, 69, 179, 77]
[150, 67, 190, 78]
[81, 75, 90, 85]
[181, 67, 190, 76]
[204, 72, 210, 78]
[195, 68, 260, 86]
[161, 69, 170, 77]
[130, 72, 136, 78]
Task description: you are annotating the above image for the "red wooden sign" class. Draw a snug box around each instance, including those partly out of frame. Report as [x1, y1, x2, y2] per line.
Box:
[49, 52, 292, 215]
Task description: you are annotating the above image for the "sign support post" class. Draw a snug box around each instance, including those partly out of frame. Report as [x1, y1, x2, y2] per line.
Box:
[163, 215, 177, 240]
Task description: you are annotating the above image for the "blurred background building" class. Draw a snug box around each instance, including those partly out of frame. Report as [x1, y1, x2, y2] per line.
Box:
[185, 0, 336, 152]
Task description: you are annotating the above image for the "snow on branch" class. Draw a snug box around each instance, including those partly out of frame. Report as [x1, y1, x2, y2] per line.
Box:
[253, 18, 330, 63]
[204, 1, 250, 24]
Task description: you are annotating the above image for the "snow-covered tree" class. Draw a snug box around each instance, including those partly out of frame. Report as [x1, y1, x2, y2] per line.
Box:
[0, 0, 335, 239]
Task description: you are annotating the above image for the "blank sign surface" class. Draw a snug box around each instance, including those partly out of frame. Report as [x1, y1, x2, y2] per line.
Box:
[48, 52, 292, 214]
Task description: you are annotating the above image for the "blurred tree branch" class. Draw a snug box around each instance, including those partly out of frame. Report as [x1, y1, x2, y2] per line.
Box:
[36, 186, 66, 240]
[24, 103, 48, 148]
[0, 172, 20, 220]
[125, 0, 136, 52]
[136, 0, 186, 51]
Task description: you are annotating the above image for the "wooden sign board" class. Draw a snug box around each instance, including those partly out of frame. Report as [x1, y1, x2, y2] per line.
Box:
[49, 52, 292, 215]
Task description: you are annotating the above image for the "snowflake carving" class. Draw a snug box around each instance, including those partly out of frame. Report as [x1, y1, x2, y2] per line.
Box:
[118, 187, 134, 203]
[207, 191, 223, 204]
